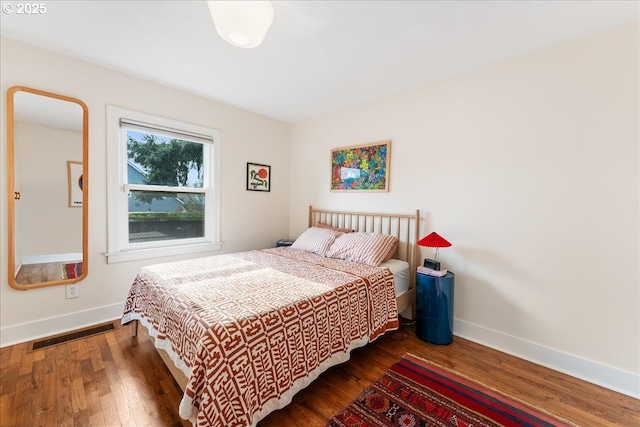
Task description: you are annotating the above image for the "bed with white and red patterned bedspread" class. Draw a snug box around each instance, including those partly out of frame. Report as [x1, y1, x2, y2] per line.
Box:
[122, 247, 400, 427]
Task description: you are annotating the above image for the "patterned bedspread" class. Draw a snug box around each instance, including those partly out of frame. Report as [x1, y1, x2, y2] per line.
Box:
[121, 247, 399, 427]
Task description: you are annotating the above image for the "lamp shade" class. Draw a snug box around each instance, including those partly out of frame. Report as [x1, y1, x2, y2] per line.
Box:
[417, 232, 451, 248]
[208, 1, 274, 49]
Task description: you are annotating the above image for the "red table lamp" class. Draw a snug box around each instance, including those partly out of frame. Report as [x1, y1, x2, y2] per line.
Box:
[417, 232, 451, 269]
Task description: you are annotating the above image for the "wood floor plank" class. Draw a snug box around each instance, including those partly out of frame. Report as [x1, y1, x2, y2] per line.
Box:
[99, 391, 121, 427]
[14, 262, 64, 285]
[1, 323, 638, 427]
[83, 381, 105, 426]
[88, 409, 107, 427]
[109, 382, 135, 425]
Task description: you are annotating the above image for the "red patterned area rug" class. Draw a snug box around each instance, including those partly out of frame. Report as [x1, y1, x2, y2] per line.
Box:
[61, 262, 82, 279]
[327, 353, 571, 427]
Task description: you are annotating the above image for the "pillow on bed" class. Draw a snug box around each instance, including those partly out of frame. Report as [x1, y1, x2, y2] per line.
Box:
[326, 232, 399, 267]
[316, 221, 354, 233]
[383, 240, 399, 262]
[290, 226, 344, 256]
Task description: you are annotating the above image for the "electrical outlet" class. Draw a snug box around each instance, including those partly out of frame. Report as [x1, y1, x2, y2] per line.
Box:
[65, 283, 79, 299]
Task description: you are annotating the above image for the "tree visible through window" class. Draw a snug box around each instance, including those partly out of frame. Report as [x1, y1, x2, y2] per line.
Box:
[127, 133, 203, 188]
[126, 131, 206, 243]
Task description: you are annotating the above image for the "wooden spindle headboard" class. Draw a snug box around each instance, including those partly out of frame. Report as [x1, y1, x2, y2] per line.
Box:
[308, 206, 420, 316]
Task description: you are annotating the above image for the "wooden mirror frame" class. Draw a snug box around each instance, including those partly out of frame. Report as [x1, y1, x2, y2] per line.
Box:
[7, 86, 89, 290]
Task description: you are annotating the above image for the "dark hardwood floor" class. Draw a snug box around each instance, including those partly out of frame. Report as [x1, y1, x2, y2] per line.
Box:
[14, 262, 64, 285]
[1, 322, 637, 426]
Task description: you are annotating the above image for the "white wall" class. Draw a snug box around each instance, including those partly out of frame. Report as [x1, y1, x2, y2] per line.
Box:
[290, 22, 639, 397]
[15, 123, 83, 258]
[0, 37, 291, 344]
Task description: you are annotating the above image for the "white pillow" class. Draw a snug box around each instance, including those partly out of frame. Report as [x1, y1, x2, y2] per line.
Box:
[290, 227, 343, 256]
[326, 232, 399, 267]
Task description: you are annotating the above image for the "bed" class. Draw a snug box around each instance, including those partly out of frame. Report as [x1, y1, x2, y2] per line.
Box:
[122, 206, 419, 426]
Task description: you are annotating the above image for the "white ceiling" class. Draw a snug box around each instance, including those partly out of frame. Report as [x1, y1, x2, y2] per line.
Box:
[1, 1, 638, 123]
[13, 89, 84, 132]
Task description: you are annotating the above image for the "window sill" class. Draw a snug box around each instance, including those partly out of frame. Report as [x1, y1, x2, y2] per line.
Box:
[105, 241, 222, 264]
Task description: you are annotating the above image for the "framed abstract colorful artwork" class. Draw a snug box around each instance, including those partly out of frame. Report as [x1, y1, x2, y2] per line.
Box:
[246, 162, 271, 192]
[330, 141, 391, 192]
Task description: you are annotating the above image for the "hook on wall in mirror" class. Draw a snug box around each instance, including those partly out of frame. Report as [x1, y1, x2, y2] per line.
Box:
[14, 192, 20, 200]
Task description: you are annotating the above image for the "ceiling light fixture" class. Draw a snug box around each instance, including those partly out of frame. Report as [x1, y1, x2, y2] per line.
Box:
[207, 1, 274, 49]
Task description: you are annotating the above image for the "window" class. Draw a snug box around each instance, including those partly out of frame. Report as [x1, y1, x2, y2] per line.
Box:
[106, 106, 221, 263]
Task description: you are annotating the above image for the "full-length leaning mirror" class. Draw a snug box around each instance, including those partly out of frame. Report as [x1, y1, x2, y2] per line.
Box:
[7, 86, 88, 290]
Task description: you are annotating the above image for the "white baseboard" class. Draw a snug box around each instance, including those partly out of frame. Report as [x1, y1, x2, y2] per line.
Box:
[23, 253, 83, 264]
[0, 303, 124, 348]
[454, 318, 640, 399]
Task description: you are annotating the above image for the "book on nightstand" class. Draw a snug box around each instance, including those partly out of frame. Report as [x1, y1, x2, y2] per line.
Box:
[417, 266, 448, 277]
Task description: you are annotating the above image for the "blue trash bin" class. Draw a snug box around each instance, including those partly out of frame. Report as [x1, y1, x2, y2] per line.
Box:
[416, 271, 455, 345]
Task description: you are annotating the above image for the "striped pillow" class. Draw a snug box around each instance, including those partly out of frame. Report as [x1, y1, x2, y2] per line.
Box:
[316, 221, 354, 233]
[290, 226, 344, 256]
[326, 232, 399, 267]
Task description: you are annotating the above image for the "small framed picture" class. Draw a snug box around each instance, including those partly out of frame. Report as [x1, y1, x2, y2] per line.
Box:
[67, 161, 84, 207]
[246, 162, 271, 192]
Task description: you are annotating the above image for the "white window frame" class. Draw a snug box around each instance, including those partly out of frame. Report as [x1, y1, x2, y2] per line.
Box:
[106, 105, 221, 263]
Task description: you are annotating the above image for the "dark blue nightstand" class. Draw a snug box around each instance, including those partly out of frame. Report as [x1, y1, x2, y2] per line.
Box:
[416, 271, 455, 345]
[276, 239, 295, 247]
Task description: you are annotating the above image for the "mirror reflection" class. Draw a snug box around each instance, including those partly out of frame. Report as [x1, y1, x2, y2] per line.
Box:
[8, 86, 88, 289]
